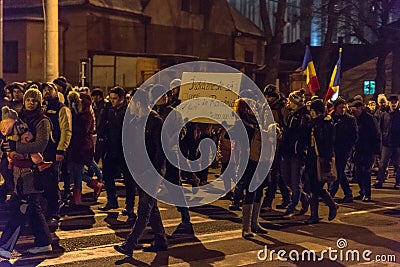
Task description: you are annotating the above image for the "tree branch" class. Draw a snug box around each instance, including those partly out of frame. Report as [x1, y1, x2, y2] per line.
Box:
[259, 0, 273, 43]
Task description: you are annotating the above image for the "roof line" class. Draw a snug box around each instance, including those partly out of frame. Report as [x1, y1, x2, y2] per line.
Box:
[224, 0, 237, 33]
[225, 2, 264, 38]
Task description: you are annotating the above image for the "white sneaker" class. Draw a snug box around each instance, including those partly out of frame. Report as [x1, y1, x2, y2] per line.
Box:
[0, 247, 12, 259]
[25, 245, 52, 254]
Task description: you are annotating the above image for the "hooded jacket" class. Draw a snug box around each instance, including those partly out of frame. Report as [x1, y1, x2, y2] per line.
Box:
[69, 93, 94, 165]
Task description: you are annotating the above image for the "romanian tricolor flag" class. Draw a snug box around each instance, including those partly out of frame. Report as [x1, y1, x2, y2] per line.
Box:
[301, 45, 320, 95]
[325, 48, 343, 102]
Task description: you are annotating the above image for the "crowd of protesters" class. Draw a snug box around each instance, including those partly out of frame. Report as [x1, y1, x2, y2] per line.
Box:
[0, 75, 398, 259]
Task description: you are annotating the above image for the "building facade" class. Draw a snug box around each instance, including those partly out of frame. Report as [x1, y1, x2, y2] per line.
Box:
[3, 0, 265, 89]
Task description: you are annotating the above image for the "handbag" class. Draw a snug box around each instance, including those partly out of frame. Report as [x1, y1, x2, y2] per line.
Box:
[312, 129, 337, 183]
[316, 156, 337, 183]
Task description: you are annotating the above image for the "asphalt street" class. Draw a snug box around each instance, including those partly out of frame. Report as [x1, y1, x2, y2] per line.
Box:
[0, 168, 399, 266]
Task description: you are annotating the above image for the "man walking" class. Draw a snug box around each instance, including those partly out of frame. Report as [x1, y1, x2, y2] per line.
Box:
[350, 100, 381, 202]
[280, 89, 311, 218]
[329, 97, 358, 203]
[98, 87, 136, 222]
[374, 95, 400, 189]
[114, 89, 167, 257]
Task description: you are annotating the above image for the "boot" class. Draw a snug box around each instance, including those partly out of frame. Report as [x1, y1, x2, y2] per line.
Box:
[321, 189, 338, 221]
[87, 179, 104, 200]
[71, 188, 82, 205]
[242, 204, 255, 238]
[261, 195, 272, 212]
[306, 194, 320, 224]
[298, 193, 310, 215]
[229, 194, 242, 211]
[251, 202, 268, 234]
[37, 161, 53, 172]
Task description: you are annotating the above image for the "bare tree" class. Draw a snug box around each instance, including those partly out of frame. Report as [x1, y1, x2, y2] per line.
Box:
[316, 0, 340, 96]
[259, 0, 287, 86]
[340, 0, 400, 95]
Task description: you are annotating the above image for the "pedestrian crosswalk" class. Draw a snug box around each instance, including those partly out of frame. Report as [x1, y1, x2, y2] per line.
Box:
[1, 185, 400, 266]
[15, 216, 214, 246]
[32, 229, 246, 266]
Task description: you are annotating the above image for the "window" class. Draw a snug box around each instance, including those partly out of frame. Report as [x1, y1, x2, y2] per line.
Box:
[363, 80, 375, 95]
[4, 41, 18, 73]
[245, 50, 254, 63]
[182, 0, 190, 12]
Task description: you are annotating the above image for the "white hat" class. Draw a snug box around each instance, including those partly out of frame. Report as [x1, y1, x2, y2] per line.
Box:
[170, 78, 181, 89]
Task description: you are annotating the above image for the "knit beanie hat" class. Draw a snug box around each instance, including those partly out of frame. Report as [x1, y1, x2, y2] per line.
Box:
[53, 77, 67, 90]
[263, 84, 279, 97]
[170, 78, 181, 89]
[23, 88, 43, 107]
[42, 82, 57, 92]
[1, 106, 18, 121]
[310, 99, 325, 114]
[288, 89, 305, 106]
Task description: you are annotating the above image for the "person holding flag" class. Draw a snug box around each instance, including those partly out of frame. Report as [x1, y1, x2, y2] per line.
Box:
[325, 48, 342, 102]
[301, 45, 320, 96]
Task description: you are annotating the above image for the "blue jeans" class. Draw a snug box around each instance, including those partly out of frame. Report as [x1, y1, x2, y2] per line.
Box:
[88, 159, 103, 182]
[377, 146, 400, 185]
[72, 163, 91, 190]
[125, 188, 166, 248]
[281, 156, 309, 212]
[329, 151, 353, 198]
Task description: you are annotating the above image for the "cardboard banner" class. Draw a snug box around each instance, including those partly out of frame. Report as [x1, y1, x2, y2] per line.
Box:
[177, 72, 242, 125]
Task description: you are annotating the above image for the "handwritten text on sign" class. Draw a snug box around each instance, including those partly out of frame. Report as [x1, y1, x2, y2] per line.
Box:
[178, 72, 242, 125]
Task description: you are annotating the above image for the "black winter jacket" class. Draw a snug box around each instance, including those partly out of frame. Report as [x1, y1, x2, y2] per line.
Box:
[355, 110, 381, 157]
[383, 109, 400, 147]
[332, 112, 358, 155]
[311, 115, 335, 159]
[280, 105, 311, 159]
[99, 101, 127, 158]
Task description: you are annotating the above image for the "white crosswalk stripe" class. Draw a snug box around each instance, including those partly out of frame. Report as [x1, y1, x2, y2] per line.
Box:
[18, 230, 245, 266]
[11, 216, 214, 246]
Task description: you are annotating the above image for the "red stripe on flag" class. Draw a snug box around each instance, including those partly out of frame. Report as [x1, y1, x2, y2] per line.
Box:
[325, 88, 335, 102]
[308, 76, 320, 95]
